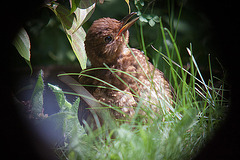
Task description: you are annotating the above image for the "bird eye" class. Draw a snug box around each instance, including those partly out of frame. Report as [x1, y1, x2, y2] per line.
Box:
[104, 36, 113, 43]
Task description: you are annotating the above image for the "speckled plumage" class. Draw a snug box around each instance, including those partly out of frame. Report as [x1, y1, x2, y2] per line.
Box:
[79, 14, 173, 128]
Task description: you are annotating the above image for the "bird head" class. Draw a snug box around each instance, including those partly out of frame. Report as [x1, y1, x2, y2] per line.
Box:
[84, 12, 139, 67]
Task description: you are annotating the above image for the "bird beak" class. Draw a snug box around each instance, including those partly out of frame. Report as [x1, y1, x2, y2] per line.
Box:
[117, 12, 139, 36]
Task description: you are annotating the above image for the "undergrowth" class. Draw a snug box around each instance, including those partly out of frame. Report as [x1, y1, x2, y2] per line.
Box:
[15, 1, 228, 159]
[51, 18, 227, 159]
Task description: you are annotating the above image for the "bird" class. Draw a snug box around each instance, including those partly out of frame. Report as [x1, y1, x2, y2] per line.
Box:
[78, 12, 174, 129]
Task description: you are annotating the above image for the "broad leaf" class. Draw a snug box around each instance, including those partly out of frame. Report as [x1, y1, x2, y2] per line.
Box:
[47, 83, 84, 141]
[72, 97, 80, 113]
[72, 0, 96, 33]
[13, 28, 31, 61]
[13, 28, 32, 73]
[69, 0, 81, 14]
[31, 70, 44, 117]
[47, 1, 96, 70]
[48, 83, 72, 111]
[67, 26, 87, 69]
[53, 4, 75, 30]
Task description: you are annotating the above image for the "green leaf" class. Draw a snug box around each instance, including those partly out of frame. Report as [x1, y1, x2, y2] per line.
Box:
[31, 70, 44, 117]
[48, 83, 72, 111]
[72, 97, 80, 113]
[69, 0, 81, 14]
[47, 83, 84, 142]
[67, 26, 87, 69]
[13, 28, 31, 61]
[139, 15, 148, 23]
[71, 0, 96, 32]
[135, 0, 144, 10]
[53, 4, 75, 30]
[25, 60, 33, 75]
[153, 15, 160, 22]
[13, 28, 32, 74]
[47, 1, 96, 70]
[149, 19, 155, 27]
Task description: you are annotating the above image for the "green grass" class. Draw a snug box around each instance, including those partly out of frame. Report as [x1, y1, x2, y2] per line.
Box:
[53, 17, 228, 160]
[12, 1, 228, 159]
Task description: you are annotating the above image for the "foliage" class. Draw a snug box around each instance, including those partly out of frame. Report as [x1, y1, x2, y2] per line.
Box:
[13, 28, 32, 74]
[13, 0, 228, 159]
[30, 70, 45, 118]
[13, 0, 97, 70]
[28, 70, 85, 156]
[135, 0, 160, 27]
[46, 0, 96, 70]
[59, 17, 227, 159]
[47, 83, 85, 145]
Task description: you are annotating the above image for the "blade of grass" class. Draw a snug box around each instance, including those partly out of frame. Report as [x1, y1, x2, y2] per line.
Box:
[102, 64, 178, 119]
[151, 45, 214, 92]
[187, 48, 214, 106]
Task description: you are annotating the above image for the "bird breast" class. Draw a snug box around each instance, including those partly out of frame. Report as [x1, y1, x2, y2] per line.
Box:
[87, 47, 172, 119]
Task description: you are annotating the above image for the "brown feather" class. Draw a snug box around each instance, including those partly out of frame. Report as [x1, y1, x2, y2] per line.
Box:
[79, 15, 174, 128]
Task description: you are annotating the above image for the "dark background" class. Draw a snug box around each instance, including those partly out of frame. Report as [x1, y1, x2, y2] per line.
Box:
[1, 0, 239, 159]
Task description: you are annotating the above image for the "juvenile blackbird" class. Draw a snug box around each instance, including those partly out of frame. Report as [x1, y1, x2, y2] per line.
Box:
[79, 13, 173, 128]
